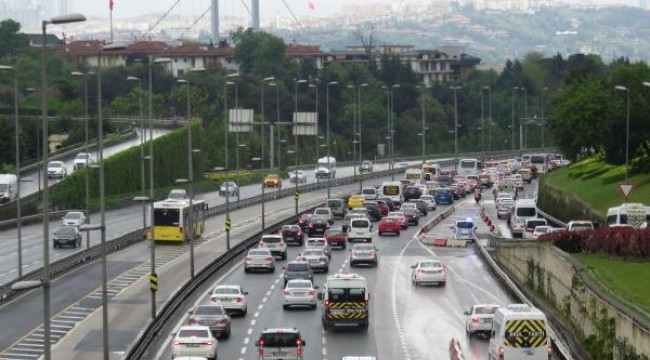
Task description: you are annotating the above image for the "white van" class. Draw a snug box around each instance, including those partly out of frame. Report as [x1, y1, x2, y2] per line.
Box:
[509, 199, 537, 238]
[315, 156, 337, 178]
[606, 203, 649, 229]
[0, 174, 18, 203]
[361, 187, 378, 201]
[381, 181, 403, 205]
[488, 304, 551, 360]
[348, 218, 373, 243]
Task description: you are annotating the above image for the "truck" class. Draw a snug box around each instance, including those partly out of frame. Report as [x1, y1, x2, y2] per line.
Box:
[0, 174, 18, 203]
[315, 156, 337, 179]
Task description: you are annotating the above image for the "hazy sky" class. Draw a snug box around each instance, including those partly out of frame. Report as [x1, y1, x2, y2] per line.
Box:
[71, 0, 381, 19]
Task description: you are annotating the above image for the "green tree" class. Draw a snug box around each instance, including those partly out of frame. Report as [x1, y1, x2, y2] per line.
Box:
[0, 19, 28, 59]
[231, 28, 295, 79]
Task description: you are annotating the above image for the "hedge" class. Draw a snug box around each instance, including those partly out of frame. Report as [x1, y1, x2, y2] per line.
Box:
[540, 228, 650, 258]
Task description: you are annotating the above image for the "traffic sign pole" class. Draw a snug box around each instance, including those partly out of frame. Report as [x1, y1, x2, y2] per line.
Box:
[618, 182, 635, 203]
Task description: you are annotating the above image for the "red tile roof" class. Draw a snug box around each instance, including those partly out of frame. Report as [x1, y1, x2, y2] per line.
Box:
[285, 43, 323, 55]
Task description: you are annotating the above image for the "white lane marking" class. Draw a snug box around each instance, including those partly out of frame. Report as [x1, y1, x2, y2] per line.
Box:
[240, 346, 246, 354]
[254, 311, 260, 317]
[390, 236, 416, 360]
[265, 290, 271, 296]
[247, 328, 253, 335]
[262, 297, 268, 303]
[250, 319, 256, 326]
[244, 337, 250, 345]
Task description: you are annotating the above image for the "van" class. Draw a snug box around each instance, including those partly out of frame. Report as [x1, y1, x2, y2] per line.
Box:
[318, 273, 369, 331]
[348, 218, 373, 242]
[361, 187, 378, 201]
[489, 304, 551, 360]
[518, 168, 533, 183]
[509, 199, 537, 238]
[0, 174, 18, 203]
[326, 198, 347, 219]
[606, 203, 650, 229]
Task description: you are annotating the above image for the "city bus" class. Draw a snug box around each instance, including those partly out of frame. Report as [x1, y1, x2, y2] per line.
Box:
[404, 168, 425, 184]
[151, 198, 209, 242]
[529, 153, 548, 173]
[457, 158, 481, 177]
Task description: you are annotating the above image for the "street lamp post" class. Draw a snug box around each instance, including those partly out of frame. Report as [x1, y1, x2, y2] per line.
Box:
[261, 76, 275, 168]
[481, 86, 490, 163]
[519, 87, 528, 151]
[416, 85, 426, 157]
[358, 83, 368, 171]
[615, 85, 631, 181]
[294, 79, 307, 214]
[309, 82, 319, 165]
[39, 14, 86, 360]
[251, 157, 265, 230]
[126, 75, 146, 254]
[326, 81, 338, 198]
[450, 85, 462, 171]
[488, 87, 492, 152]
[347, 84, 357, 178]
[511, 87, 520, 155]
[224, 73, 239, 251]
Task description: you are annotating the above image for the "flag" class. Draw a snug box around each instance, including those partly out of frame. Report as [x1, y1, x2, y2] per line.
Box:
[308, 1, 315, 11]
[109, 0, 114, 11]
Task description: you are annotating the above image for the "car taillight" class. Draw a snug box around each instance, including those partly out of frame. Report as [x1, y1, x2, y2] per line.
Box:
[324, 300, 329, 308]
[418, 269, 425, 274]
[245, 257, 252, 262]
[189, 317, 197, 325]
[326, 223, 330, 228]
[203, 340, 213, 346]
[308, 290, 315, 295]
[365, 299, 369, 306]
[264, 257, 273, 262]
[309, 224, 313, 228]
[173, 340, 180, 345]
[412, 214, 417, 218]
[218, 318, 228, 324]
[236, 296, 244, 303]
[441, 268, 446, 275]
[259, 242, 265, 247]
[351, 252, 357, 256]
[209, 295, 217, 302]
[471, 316, 479, 324]
[499, 346, 505, 360]
[283, 290, 290, 296]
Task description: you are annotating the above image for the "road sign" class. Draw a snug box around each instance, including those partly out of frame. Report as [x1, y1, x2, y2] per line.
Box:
[357, 174, 364, 182]
[150, 273, 158, 292]
[618, 182, 635, 201]
[225, 218, 232, 231]
[294, 190, 300, 201]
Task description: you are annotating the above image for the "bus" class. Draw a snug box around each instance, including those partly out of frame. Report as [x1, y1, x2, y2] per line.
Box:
[529, 153, 548, 173]
[151, 198, 209, 242]
[404, 168, 425, 184]
[381, 181, 403, 205]
[457, 158, 481, 177]
[606, 203, 649, 228]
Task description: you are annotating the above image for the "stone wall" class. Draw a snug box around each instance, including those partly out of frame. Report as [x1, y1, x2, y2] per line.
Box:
[494, 240, 650, 359]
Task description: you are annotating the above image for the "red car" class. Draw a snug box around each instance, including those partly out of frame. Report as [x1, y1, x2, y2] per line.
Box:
[378, 216, 402, 235]
[324, 228, 348, 249]
[298, 213, 313, 231]
[376, 200, 390, 216]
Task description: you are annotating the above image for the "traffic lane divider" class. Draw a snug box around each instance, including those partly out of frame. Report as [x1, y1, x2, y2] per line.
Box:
[449, 338, 465, 360]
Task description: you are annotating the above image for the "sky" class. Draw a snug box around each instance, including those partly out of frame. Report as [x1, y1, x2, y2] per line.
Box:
[71, 0, 379, 19]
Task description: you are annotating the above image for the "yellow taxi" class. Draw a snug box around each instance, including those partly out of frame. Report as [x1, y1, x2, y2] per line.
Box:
[347, 194, 365, 209]
[263, 174, 282, 188]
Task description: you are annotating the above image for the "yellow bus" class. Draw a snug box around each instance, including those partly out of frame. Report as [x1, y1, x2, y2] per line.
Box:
[151, 198, 208, 242]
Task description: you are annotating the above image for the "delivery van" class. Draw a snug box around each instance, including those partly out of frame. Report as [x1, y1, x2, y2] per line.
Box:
[488, 304, 551, 360]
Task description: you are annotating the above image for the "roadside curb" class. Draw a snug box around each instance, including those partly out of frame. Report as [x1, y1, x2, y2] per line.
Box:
[417, 205, 455, 247]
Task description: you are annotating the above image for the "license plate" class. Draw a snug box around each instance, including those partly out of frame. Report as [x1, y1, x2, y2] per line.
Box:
[186, 343, 200, 348]
[273, 352, 287, 357]
[294, 292, 307, 296]
[524, 348, 535, 355]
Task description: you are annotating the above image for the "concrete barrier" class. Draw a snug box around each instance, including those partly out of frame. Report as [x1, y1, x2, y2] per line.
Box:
[449, 338, 465, 360]
[446, 238, 468, 248]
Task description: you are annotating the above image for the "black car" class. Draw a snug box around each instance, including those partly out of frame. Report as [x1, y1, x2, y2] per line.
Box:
[298, 213, 313, 232]
[377, 197, 396, 212]
[403, 186, 422, 201]
[283, 261, 314, 286]
[308, 215, 330, 237]
[402, 208, 420, 225]
[281, 224, 304, 246]
[53, 225, 82, 248]
[361, 201, 382, 221]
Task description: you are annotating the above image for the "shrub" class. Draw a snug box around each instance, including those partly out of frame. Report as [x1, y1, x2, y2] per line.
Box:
[600, 166, 626, 184]
[549, 228, 650, 257]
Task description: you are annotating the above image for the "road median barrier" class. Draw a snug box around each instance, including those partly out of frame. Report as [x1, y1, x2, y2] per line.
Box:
[446, 238, 468, 248]
[478, 204, 501, 237]
[449, 338, 465, 360]
[417, 205, 455, 247]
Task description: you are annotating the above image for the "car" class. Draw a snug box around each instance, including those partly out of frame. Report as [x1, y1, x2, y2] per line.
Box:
[259, 234, 288, 260]
[298, 213, 313, 231]
[263, 174, 282, 188]
[47, 161, 67, 178]
[307, 215, 330, 237]
[351, 207, 370, 219]
[283, 261, 314, 286]
[375, 200, 390, 216]
[305, 237, 332, 258]
[495, 193, 515, 208]
[347, 217, 374, 242]
[377, 197, 396, 211]
[361, 187, 379, 201]
[342, 213, 363, 233]
[387, 211, 408, 229]
[411, 259, 446, 286]
[405, 200, 428, 217]
[244, 248, 275, 273]
[496, 199, 515, 219]
[255, 328, 306, 360]
[326, 198, 347, 219]
[525, 218, 548, 234]
[73, 152, 95, 170]
[171, 326, 218, 360]
[208, 285, 248, 316]
[434, 187, 453, 205]
[401, 207, 420, 226]
[532, 225, 553, 239]
[347, 194, 365, 209]
[289, 170, 307, 184]
[281, 225, 304, 246]
[464, 304, 500, 338]
[342, 357, 377, 360]
[403, 186, 422, 201]
[283, 279, 319, 309]
[349, 243, 379, 267]
[62, 211, 86, 227]
[418, 195, 437, 211]
[567, 220, 595, 232]
[359, 160, 374, 173]
[52, 225, 82, 248]
[361, 201, 382, 221]
[324, 228, 348, 249]
[187, 304, 232, 339]
[298, 248, 329, 273]
[168, 188, 188, 200]
[219, 181, 238, 196]
[313, 207, 334, 224]
[378, 216, 401, 235]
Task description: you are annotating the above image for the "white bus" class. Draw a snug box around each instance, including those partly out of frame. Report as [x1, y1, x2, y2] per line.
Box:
[457, 158, 481, 177]
[529, 154, 548, 173]
[381, 181, 403, 205]
[404, 168, 425, 184]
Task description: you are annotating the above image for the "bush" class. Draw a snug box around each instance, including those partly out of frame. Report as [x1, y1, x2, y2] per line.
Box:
[548, 228, 650, 257]
[581, 164, 612, 180]
[600, 166, 626, 184]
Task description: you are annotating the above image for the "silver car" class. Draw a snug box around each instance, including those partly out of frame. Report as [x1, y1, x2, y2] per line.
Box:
[305, 238, 331, 258]
[208, 285, 248, 317]
[282, 279, 318, 309]
[62, 211, 86, 227]
[171, 326, 218, 360]
[47, 161, 67, 178]
[298, 248, 329, 273]
[464, 304, 500, 338]
[411, 259, 446, 286]
[187, 304, 232, 339]
[244, 248, 275, 273]
[219, 181, 238, 196]
[349, 243, 379, 267]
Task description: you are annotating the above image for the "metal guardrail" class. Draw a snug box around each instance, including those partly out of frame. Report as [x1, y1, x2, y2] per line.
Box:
[536, 207, 567, 228]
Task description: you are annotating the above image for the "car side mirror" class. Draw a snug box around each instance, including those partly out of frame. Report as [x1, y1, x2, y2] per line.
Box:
[301, 340, 307, 346]
[410, 265, 416, 269]
[463, 311, 469, 315]
[244, 291, 249, 295]
[314, 285, 319, 289]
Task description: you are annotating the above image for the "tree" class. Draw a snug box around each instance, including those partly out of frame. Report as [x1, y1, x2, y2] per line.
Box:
[0, 19, 29, 59]
[231, 28, 294, 78]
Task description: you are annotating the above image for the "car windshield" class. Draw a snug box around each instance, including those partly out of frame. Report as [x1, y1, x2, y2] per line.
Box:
[324, 229, 342, 236]
[327, 200, 341, 207]
[527, 220, 547, 228]
[300, 214, 312, 221]
[389, 212, 404, 217]
[259, 332, 301, 347]
[283, 226, 300, 232]
[382, 217, 398, 223]
[214, 287, 240, 294]
[311, 216, 329, 223]
[221, 181, 236, 187]
[65, 213, 82, 219]
[54, 227, 76, 236]
[308, 239, 326, 246]
[327, 288, 365, 302]
[535, 227, 550, 234]
[287, 281, 311, 289]
[49, 162, 63, 168]
[362, 189, 376, 195]
[262, 237, 281, 243]
[287, 263, 309, 271]
[456, 221, 474, 229]
[354, 245, 374, 251]
[419, 261, 442, 268]
[0, 184, 7, 192]
[351, 219, 370, 227]
[194, 305, 226, 315]
[178, 329, 210, 338]
[249, 249, 270, 256]
[401, 203, 416, 209]
[315, 209, 329, 215]
[475, 306, 498, 315]
[516, 207, 537, 217]
[572, 224, 593, 231]
[302, 249, 323, 256]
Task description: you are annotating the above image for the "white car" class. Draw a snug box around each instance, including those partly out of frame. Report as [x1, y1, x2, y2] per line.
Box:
[168, 189, 187, 200]
[419, 195, 437, 210]
[411, 259, 446, 286]
[219, 181, 238, 196]
[313, 207, 334, 224]
[171, 326, 218, 360]
[532, 225, 553, 239]
[244, 248, 275, 273]
[62, 211, 86, 227]
[289, 170, 307, 184]
[73, 152, 95, 170]
[305, 238, 331, 258]
[259, 234, 288, 260]
[282, 279, 318, 309]
[349, 243, 379, 267]
[47, 161, 67, 178]
[464, 304, 500, 338]
[209, 285, 248, 316]
[298, 248, 329, 272]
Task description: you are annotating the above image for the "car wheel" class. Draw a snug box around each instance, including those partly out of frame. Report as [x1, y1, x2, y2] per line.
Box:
[396, 230, 401, 236]
[270, 267, 275, 273]
[440, 281, 446, 287]
[224, 328, 231, 339]
[242, 307, 248, 316]
[244, 267, 250, 273]
[323, 267, 329, 273]
[283, 304, 288, 310]
[378, 231, 383, 236]
[53, 242, 58, 249]
[311, 304, 317, 310]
